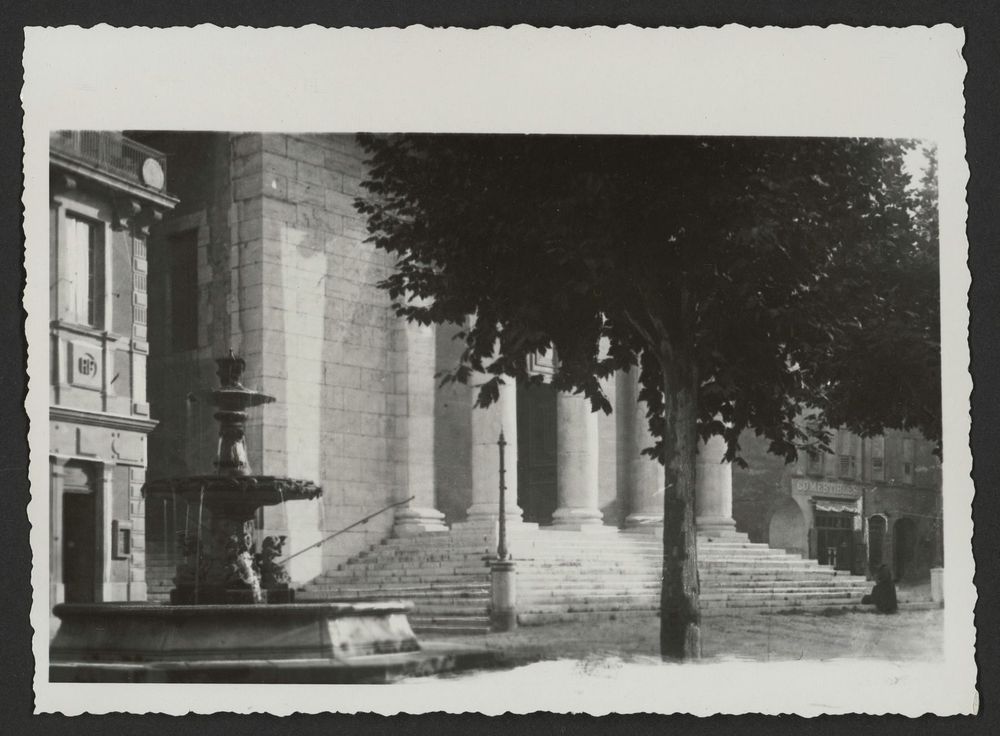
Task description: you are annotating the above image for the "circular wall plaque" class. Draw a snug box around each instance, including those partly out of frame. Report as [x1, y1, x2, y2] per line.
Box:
[141, 157, 165, 189]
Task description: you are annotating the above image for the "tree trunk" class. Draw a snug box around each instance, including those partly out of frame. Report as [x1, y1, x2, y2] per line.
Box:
[658, 352, 702, 660]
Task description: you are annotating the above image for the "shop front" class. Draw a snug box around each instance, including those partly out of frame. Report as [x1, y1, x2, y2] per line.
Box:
[775, 477, 866, 576]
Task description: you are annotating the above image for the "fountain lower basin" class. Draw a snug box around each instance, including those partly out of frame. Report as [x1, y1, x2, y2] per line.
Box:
[49, 600, 493, 683]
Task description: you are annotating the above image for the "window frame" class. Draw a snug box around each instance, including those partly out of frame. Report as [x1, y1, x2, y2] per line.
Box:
[64, 211, 108, 330]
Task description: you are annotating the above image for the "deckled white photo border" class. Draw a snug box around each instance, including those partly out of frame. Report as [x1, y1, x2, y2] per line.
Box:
[23, 25, 975, 715]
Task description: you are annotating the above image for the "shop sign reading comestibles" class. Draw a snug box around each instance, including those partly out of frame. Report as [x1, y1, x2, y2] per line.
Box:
[791, 477, 862, 499]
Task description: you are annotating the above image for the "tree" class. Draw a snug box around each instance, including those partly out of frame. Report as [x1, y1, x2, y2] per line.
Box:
[355, 134, 940, 659]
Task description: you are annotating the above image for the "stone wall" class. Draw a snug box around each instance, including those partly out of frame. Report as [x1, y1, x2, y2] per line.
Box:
[249, 134, 403, 580]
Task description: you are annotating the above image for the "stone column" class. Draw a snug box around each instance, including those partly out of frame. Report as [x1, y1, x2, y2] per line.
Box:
[50, 458, 67, 605]
[394, 317, 448, 536]
[618, 370, 664, 531]
[97, 463, 116, 601]
[464, 375, 527, 526]
[551, 391, 607, 530]
[695, 435, 737, 535]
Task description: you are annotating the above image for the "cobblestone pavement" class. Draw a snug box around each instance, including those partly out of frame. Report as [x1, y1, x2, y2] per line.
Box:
[426, 607, 944, 665]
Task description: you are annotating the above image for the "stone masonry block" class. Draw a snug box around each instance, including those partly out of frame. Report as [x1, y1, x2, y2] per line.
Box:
[314, 207, 344, 233]
[324, 364, 361, 390]
[341, 173, 365, 197]
[325, 134, 362, 156]
[232, 151, 263, 179]
[232, 134, 263, 158]
[359, 368, 392, 391]
[261, 134, 288, 156]
[233, 174, 265, 202]
[262, 151, 298, 179]
[237, 197, 263, 223]
[287, 137, 328, 166]
[262, 197, 298, 225]
[325, 189, 357, 216]
[237, 217, 263, 243]
[263, 174, 289, 201]
[339, 345, 385, 370]
[325, 149, 365, 178]
[287, 180, 326, 207]
[296, 161, 328, 186]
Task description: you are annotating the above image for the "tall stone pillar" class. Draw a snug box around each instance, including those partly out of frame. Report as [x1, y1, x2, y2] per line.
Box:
[552, 392, 607, 530]
[394, 318, 448, 536]
[695, 435, 737, 535]
[97, 463, 116, 601]
[50, 458, 67, 605]
[464, 375, 527, 526]
[618, 370, 664, 531]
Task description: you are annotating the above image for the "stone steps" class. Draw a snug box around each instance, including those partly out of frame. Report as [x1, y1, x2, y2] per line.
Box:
[300, 527, 874, 632]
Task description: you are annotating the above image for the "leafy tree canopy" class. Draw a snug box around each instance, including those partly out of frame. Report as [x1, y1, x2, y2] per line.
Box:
[356, 134, 940, 465]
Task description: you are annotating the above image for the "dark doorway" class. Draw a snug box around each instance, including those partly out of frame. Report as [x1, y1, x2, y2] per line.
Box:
[516, 382, 557, 524]
[868, 514, 887, 575]
[893, 517, 917, 582]
[62, 490, 97, 603]
[815, 511, 856, 572]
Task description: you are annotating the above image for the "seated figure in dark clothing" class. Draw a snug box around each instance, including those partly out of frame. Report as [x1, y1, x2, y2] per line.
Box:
[862, 564, 899, 613]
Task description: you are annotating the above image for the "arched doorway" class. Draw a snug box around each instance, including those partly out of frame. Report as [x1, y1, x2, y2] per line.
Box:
[893, 517, 917, 581]
[516, 382, 558, 524]
[868, 514, 887, 575]
[768, 497, 807, 556]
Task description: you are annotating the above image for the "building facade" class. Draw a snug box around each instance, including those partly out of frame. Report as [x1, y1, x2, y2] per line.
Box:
[734, 426, 942, 581]
[48, 131, 177, 604]
[129, 132, 940, 598]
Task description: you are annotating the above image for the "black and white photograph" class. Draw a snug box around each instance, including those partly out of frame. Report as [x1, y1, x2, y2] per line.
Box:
[22, 26, 975, 715]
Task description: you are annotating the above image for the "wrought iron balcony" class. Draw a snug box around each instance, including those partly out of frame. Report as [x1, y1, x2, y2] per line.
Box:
[50, 131, 168, 193]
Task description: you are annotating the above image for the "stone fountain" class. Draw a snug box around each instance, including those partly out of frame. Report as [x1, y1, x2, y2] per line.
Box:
[147, 350, 321, 605]
[50, 353, 489, 683]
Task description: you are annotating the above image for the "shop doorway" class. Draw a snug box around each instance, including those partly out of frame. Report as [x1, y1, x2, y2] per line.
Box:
[815, 511, 856, 571]
[61, 462, 98, 603]
[868, 514, 887, 574]
[516, 382, 557, 524]
[893, 517, 917, 581]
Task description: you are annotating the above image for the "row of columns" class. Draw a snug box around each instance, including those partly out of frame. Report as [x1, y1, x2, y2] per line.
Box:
[393, 318, 735, 536]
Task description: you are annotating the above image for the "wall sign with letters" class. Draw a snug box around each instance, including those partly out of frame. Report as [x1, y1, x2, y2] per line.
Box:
[69, 340, 103, 389]
[791, 477, 862, 499]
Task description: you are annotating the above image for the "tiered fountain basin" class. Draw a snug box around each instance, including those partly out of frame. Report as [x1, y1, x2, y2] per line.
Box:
[142, 474, 322, 604]
[49, 352, 494, 683]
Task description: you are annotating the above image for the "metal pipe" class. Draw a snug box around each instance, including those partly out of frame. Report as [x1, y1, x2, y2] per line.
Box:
[275, 495, 416, 566]
[497, 431, 509, 561]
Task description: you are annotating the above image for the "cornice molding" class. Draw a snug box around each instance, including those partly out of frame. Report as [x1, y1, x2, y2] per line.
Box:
[50, 153, 179, 211]
[50, 405, 158, 434]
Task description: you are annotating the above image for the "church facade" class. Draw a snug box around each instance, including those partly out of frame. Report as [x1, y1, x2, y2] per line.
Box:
[121, 132, 940, 598]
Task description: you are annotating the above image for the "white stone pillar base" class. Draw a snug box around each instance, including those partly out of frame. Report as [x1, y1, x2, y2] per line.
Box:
[696, 516, 740, 536]
[462, 502, 529, 528]
[551, 507, 612, 532]
[393, 506, 449, 537]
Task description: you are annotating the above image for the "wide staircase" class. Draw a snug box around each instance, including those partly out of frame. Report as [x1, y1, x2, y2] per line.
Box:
[298, 528, 875, 635]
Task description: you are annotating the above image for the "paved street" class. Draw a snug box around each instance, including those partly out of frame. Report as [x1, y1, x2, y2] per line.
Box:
[427, 607, 943, 665]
